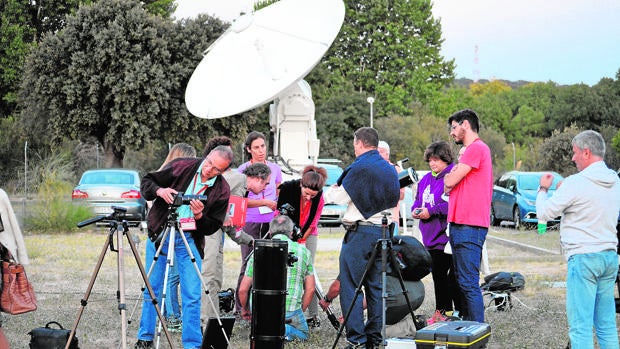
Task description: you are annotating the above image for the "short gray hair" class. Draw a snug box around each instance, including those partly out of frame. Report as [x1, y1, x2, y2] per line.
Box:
[269, 215, 294, 238]
[572, 130, 605, 158]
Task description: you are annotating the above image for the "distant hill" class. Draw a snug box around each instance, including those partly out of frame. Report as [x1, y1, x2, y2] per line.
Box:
[453, 77, 550, 89]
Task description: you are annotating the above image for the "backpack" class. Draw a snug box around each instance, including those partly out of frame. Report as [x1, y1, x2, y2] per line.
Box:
[480, 271, 525, 292]
[389, 235, 431, 281]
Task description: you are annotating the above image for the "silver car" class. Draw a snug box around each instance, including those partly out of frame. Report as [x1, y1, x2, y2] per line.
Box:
[72, 169, 147, 222]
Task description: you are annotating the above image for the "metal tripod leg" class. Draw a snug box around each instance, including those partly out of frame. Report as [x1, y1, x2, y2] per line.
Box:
[330, 237, 422, 349]
[64, 222, 175, 349]
[170, 223, 230, 346]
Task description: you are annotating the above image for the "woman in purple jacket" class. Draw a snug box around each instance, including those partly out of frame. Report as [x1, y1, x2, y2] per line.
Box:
[412, 141, 462, 315]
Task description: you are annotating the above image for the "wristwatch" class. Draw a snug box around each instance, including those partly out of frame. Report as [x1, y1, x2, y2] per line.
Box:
[323, 295, 332, 303]
[537, 185, 549, 193]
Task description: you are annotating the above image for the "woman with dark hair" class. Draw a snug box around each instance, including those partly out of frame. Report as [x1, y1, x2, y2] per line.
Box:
[277, 165, 327, 326]
[412, 141, 461, 317]
[235, 131, 283, 313]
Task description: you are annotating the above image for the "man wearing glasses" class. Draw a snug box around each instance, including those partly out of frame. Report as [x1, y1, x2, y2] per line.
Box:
[443, 109, 493, 323]
[135, 145, 233, 349]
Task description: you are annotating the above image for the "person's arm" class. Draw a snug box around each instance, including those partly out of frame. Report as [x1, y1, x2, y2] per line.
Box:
[301, 196, 325, 239]
[319, 279, 340, 310]
[238, 276, 253, 320]
[443, 163, 472, 194]
[324, 184, 351, 205]
[301, 274, 316, 312]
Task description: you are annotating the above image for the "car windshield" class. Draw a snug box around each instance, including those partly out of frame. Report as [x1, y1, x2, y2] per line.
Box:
[81, 172, 135, 185]
[520, 173, 560, 190]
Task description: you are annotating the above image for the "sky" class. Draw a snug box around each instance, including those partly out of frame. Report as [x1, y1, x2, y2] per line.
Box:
[174, 0, 620, 86]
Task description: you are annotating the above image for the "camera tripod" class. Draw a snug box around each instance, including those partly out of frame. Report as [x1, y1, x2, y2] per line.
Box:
[331, 212, 421, 349]
[66, 206, 174, 349]
[140, 205, 229, 349]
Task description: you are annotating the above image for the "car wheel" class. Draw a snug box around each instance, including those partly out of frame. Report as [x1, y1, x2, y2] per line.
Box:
[490, 207, 500, 226]
[512, 207, 521, 230]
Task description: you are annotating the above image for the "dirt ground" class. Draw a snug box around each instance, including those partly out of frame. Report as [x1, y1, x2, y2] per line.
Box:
[2, 225, 614, 348]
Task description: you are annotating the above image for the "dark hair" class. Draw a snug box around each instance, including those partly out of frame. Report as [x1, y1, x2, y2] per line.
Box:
[242, 162, 271, 180]
[203, 136, 233, 157]
[424, 141, 454, 164]
[354, 127, 379, 148]
[244, 131, 266, 160]
[448, 109, 480, 133]
[301, 165, 328, 191]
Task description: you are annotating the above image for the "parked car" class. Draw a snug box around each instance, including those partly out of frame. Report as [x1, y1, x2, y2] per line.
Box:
[318, 163, 346, 226]
[72, 169, 147, 222]
[491, 171, 563, 229]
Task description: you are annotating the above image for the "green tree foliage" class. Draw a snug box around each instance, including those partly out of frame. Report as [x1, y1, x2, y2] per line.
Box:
[323, 0, 455, 115]
[19, 0, 254, 168]
[537, 125, 581, 177]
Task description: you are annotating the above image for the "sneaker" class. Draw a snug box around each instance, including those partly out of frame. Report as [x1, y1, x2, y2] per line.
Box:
[306, 316, 321, 329]
[166, 316, 182, 333]
[342, 341, 365, 349]
[134, 340, 153, 349]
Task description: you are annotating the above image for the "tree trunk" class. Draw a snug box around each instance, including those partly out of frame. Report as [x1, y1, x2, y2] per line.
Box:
[103, 140, 124, 168]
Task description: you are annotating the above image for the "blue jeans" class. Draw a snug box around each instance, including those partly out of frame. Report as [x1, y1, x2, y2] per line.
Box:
[566, 250, 619, 349]
[137, 232, 203, 348]
[164, 263, 181, 319]
[449, 224, 487, 322]
[339, 225, 383, 345]
[285, 308, 309, 341]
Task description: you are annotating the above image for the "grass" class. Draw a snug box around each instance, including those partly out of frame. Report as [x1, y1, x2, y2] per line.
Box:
[1, 225, 603, 348]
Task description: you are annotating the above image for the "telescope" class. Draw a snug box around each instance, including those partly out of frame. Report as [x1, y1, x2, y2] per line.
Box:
[398, 167, 419, 188]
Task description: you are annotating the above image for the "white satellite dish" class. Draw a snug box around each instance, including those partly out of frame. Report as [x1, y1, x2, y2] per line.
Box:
[185, 0, 346, 119]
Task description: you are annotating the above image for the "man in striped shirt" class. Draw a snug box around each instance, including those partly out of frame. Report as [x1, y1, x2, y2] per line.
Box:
[239, 215, 316, 341]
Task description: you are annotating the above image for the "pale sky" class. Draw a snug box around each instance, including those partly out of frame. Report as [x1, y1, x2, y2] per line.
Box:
[174, 0, 620, 86]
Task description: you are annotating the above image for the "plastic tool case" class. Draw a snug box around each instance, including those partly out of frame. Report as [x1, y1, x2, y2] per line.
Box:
[414, 321, 491, 349]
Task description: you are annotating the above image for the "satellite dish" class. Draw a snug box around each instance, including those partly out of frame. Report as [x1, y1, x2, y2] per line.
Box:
[185, 0, 346, 119]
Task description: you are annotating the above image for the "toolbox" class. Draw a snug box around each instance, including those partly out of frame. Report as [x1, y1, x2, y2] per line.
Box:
[414, 321, 491, 349]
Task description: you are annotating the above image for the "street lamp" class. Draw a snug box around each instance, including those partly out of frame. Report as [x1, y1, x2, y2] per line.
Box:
[367, 96, 375, 128]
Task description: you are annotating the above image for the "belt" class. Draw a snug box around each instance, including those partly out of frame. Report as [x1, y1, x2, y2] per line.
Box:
[342, 221, 383, 231]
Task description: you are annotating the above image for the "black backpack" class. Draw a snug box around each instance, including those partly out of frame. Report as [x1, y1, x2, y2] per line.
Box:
[480, 271, 526, 292]
[389, 235, 431, 281]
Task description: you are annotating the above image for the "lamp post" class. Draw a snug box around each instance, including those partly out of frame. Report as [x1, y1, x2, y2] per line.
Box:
[367, 96, 375, 128]
[511, 142, 516, 169]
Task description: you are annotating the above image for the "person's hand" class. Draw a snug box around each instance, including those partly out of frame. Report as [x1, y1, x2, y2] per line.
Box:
[264, 199, 277, 211]
[319, 298, 331, 310]
[412, 207, 429, 219]
[539, 173, 554, 190]
[156, 187, 178, 204]
[241, 308, 252, 321]
[189, 199, 205, 217]
[222, 217, 233, 227]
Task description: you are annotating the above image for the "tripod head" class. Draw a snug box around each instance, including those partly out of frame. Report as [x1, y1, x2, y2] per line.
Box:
[77, 206, 129, 228]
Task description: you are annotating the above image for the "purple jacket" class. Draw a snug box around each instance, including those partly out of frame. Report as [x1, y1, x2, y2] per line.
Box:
[412, 163, 454, 250]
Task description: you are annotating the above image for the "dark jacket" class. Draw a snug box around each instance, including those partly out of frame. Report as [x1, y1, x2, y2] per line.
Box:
[141, 157, 230, 257]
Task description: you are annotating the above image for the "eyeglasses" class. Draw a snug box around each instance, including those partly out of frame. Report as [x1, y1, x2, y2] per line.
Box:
[206, 158, 226, 174]
[448, 121, 463, 132]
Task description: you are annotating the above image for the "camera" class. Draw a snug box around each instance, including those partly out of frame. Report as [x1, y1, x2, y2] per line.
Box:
[218, 288, 235, 313]
[277, 204, 304, 241]
[171, 192, 208, 207]
[287, 252, 298, 267]
[414, 208, 422, 215]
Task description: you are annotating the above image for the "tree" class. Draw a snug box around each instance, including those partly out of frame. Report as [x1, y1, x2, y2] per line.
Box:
[537, 125, 581, 177]
[322, 0, 455, 115]
[19, 0, 254, 168]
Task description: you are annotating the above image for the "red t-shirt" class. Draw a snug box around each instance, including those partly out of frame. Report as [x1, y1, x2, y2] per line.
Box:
[447, 139, 493, 228]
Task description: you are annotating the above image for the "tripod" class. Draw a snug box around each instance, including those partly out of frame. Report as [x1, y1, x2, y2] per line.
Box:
[65, 206, 175, 349]
[331, 212, 421, 349]
[143, 205, 229, 349]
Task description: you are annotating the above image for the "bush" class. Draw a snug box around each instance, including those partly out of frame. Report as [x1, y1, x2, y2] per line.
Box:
[24, 177, 92, 233]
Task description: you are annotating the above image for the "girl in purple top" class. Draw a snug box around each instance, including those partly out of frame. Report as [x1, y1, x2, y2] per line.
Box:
[412, 141, 461, 314]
